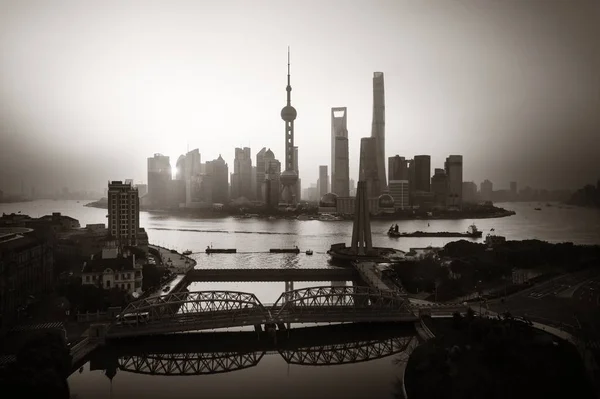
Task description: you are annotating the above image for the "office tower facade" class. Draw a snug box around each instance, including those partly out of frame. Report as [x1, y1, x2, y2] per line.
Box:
[331, 107, 350, 197]
[462, 182, 478, 203]
[388, 180, 409, 210]
[256, 147, 267, 201]
[206, 155, 229, 204]
[349, 178, 356, 197]
[388, 155, 409, 181]
[231, 147, 253, 200]
[175, 155, 186, 180]
[359, 137, 380, 198]
[280, 48, 299, 205]
[294, 146, 301, 201]
[413, 155, 431, 193]
[445, 155, 463, 207]
[371, 72, 386, 193]
[318, 165, 329, 199]
[147, 153, 172, 207]
[108, 180, 140, 247]
[263, 149, 281, 207]
[481, 179, 493, 202]
[431, 169, 449, 208]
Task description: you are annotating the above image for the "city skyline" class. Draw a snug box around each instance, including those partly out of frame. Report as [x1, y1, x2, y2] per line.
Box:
[1, 0, 599, 194]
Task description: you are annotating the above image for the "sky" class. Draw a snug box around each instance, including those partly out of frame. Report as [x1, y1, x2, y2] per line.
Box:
[0, 0, 599, 195]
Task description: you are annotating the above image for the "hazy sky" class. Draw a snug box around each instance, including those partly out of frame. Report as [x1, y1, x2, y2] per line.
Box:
[1, 0, 599, 194]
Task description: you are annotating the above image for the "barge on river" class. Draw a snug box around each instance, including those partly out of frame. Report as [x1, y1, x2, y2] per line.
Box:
[387, 223, 483, 238]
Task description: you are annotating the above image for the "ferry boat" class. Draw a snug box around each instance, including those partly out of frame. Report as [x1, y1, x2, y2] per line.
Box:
[182, 250, 192, 256]
[305, 250, 313, 255]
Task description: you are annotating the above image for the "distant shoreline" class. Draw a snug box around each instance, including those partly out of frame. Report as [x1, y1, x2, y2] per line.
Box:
[83, 200, 516, 221]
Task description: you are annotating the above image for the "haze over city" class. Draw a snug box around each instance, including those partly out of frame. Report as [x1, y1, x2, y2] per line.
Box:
[1, 0, 599, 194]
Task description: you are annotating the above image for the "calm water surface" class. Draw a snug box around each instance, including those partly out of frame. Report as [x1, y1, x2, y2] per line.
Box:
[2, 200, 599, 398]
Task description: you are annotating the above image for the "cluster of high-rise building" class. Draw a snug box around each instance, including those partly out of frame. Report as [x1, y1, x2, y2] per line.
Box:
[141, 50, 301, 210]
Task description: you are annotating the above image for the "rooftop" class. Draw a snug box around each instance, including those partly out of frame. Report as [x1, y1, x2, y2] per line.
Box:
[82, 256, 135, 273]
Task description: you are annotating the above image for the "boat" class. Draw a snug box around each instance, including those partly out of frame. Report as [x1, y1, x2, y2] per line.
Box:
[270, 247, 300, 254]
[206, 248, 237, 254]
[182, 250, 192, 255]
[305, 250, 313, 255]
[387, 223, 483, 238]
[534, 207, 542, 211]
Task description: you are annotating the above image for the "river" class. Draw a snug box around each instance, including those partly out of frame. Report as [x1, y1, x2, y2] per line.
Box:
[1, 200, 599, 398]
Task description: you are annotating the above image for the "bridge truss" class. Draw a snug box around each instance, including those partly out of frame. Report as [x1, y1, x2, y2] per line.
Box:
[113, 290, 269, 325]
[272, 285, 411, 316]
[279, 336, 413, 366]
[114, 336, 413, 375]
[118, 351, 264, 376]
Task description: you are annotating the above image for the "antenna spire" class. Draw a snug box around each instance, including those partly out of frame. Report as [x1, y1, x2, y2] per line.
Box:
[287, 46, 290, 76]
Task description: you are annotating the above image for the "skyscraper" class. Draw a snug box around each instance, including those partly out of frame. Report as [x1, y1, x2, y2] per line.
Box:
[147, 153, 171, 207]
[413, 155, 431, 193]
[206, 155, 229, 204]
[318, 165, 329, 199]
[388, 155, 409, 181]
[445, 155, 463, 207]
[431, 168, 449, 208]
[263, 149, 281, 207]
[280, 48, 299, 205]
[481, 179, 493, 202]
[231, 147, 252, 200]
[108, 180, 139, 247]
[371, 72, 386, 193]
[331, 107, 349, 197]
[359, 137, 380, 198]
[256, 147, 267, 201]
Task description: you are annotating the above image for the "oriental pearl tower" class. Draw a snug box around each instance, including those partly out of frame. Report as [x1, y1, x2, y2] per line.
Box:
[280, 47, 298, 206]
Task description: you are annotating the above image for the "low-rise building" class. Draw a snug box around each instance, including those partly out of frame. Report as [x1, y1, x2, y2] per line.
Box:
[0, 227, 54, 330]
[80, 241, 143, 296]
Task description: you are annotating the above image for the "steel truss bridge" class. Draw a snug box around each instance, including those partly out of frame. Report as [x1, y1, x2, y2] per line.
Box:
[107, 286, 417, 338]
[91, 325, 417, 376]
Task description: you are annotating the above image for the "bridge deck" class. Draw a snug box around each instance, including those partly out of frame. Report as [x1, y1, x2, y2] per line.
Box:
[186, 268, 358, 282]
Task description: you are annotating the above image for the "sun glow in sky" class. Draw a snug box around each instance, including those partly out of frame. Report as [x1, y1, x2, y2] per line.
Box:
[0, 0, 599, 193]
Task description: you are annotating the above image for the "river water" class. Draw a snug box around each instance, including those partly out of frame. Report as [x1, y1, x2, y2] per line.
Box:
[2, 200, 599, 398]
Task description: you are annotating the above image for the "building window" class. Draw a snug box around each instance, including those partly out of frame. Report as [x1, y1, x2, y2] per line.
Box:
[127, 283, 131, 290]
[106, 280, 111, 288]
[85, 276, 90, 282]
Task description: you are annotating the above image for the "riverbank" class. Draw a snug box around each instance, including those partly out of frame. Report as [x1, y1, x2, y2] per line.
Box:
[405, 315, 595, 398]
[84, 199, 516, 221]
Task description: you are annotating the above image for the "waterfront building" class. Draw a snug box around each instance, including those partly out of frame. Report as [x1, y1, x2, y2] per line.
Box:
[262, 149, 281, 208]
[206, 155, 229, 204]
[279, 48, 299, 206]
[294, 146, 301, 202]
[349, 178, 356, 197]
[359, 137, 380, 198]
[462, 181, 478, 204]
[388, 180, 409, 210]
[255, 147, 267, 201]
[413, 155, 431, 193]
[371, 72, 387, 193]
[175, 155, 186, 181]
[445, 155, 463, 208]
[147, 153, 171, 208]
[331, 107, 350, 197]
[167, 179, 186, 208]
[481, 179, 493, 202]
[389, 155, 409, 181]
[108, 180, 139, 247]
[80, 240, 143, 296]
[319, 192, 338, 214]
[231, 147, 253, 200]
[431, 169, 449, 208]
[0, 227, 54, 329]
[318, 165, 329, 199]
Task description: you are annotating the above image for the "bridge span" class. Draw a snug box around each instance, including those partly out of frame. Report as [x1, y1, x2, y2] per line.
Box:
[101, 286, 417, 339]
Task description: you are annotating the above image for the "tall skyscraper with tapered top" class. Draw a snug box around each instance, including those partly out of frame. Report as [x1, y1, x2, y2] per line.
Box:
[280, 47, 299, 206]
[331, 107, 349, 197]
[371, 72, 386, 193]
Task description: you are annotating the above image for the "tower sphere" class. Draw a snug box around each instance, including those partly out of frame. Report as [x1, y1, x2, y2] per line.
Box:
[281, 105, 297, 122]
[280, 169, 298, 185]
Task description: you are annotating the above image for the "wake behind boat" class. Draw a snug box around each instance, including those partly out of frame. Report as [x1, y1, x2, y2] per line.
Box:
[387, 223, 483, 238]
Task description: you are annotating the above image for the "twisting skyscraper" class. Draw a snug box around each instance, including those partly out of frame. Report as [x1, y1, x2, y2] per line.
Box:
[371, 72, 386, 193]
[280, 47, 298, 206]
